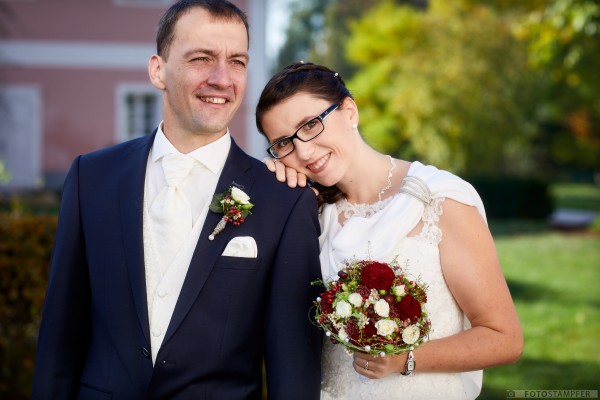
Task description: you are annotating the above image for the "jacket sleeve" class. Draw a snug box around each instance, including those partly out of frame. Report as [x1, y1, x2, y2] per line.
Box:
[263, 189, 323, 400]
[32, 156, 92, 400]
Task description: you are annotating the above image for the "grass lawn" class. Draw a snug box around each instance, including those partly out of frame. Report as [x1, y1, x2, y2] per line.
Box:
[479, 231, 600, 399]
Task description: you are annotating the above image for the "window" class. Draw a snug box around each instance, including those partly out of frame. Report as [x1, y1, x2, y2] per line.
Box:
[0, 85, 42, 189]
[116, 84, 162, 141]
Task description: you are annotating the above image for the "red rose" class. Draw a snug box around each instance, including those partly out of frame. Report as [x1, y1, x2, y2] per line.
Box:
[394, 295, 422, 323]
[360, 261, 396, 291]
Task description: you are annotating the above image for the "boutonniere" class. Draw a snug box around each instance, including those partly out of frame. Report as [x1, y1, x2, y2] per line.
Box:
[208, 185, 254, 240]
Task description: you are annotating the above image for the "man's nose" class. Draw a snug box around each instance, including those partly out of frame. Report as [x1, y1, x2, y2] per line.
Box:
[207, 62, 232, 87]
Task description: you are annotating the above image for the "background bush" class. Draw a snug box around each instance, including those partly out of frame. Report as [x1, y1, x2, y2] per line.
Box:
[0, 213, 56, 400]
[467, 176, 554, 219]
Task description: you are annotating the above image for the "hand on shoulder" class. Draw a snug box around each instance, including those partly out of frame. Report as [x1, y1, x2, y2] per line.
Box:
[263, 157, 319, 195]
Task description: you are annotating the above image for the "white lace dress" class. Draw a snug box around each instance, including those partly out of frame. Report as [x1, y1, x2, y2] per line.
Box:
[318, 162, 485, 400]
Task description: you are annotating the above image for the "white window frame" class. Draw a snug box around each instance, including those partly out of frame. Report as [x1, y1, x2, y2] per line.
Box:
[115, 83, 162, 142]
[0, 85, 42, 189]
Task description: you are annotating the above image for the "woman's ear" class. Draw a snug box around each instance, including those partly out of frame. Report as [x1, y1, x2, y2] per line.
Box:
[341, 96, 359, 128]
[148, 54, 166, 90]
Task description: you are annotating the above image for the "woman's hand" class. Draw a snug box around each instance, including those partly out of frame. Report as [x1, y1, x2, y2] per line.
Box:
[263, 158, 319, 196]
[264, 157, 308, 188]
[353, 352, 406, 379]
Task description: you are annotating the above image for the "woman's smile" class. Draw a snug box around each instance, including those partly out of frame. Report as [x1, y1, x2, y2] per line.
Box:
[307, 153, 331, 174]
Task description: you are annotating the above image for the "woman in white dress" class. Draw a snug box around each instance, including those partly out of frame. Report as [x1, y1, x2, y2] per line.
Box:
[256, 62, 523, 399]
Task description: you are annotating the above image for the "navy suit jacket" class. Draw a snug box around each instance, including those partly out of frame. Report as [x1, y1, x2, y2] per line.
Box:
[32, 134, 322, 400]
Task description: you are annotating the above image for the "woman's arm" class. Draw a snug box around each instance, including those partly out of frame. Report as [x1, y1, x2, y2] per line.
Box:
[353, 199, 523, 378]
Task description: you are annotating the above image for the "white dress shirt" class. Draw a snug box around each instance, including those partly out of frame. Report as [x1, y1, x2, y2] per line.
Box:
[143, 123, 230, 363]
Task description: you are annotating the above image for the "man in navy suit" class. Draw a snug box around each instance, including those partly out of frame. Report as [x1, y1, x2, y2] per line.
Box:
[31, 1, 322, 399]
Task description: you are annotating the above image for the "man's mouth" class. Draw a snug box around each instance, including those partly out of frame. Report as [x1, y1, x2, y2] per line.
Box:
[200, 97, 227, 104]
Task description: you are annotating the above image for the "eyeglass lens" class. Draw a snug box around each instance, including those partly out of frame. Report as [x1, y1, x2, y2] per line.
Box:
[270, 118, 324, 158]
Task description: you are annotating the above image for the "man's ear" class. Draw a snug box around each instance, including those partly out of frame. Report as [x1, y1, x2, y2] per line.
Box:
[148, 54, 166, 90]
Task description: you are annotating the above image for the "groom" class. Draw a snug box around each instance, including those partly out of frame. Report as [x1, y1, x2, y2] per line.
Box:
[31, 1, 322, 399]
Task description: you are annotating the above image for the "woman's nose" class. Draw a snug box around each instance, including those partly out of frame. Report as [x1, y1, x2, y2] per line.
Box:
[293, 138, 315, 160]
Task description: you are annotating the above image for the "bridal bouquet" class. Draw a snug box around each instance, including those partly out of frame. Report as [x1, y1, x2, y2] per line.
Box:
[312, 258, 431, 356]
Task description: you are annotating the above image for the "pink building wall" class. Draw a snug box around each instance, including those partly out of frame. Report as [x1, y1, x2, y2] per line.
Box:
[0, 0, 259, 190]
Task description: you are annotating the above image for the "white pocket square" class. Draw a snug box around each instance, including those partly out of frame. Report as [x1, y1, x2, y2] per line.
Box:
[222, 236, 258, 258]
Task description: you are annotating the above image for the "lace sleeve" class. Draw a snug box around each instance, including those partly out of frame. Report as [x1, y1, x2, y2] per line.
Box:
[399, 176, 444, 246]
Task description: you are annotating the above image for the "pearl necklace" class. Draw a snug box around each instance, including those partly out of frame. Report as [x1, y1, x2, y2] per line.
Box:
[337, 156, 397, 219]
[378, 155, 396, 202]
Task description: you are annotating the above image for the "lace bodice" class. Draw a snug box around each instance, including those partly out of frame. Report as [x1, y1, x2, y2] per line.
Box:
[318, 164, 483, 400]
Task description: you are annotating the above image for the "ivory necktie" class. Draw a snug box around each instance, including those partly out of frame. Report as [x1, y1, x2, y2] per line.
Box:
[149, 153, 196, 270]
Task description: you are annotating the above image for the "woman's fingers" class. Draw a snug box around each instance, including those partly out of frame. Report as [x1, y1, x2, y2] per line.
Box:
[263, 157, 310, 188]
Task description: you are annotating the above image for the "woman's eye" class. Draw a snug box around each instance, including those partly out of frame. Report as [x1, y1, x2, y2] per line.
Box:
[276, 138, 292, 148]
[302, 119, 320, 132]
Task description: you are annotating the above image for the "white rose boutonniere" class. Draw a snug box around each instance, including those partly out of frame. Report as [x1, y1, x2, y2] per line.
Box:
[208, 185, 254, 240]
[230, 186, 251, 204]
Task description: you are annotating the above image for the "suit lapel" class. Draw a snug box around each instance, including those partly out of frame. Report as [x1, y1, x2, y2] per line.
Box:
[119, 133, 155, 346]
[161, 139, 255, 345]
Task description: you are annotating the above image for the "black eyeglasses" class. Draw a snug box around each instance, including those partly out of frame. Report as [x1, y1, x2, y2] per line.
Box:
[266, 103, 340, 159]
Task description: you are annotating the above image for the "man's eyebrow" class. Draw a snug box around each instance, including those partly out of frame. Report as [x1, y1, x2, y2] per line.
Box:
[183, 48, 249, 61]
[230, 51, 249, 62]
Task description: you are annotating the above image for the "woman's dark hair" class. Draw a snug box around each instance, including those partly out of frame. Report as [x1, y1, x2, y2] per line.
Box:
[156, 0, 249, 60]
[256, 62, 353, 206]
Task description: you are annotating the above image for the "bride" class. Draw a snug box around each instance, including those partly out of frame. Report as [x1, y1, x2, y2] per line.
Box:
[256, 62, 523, 399]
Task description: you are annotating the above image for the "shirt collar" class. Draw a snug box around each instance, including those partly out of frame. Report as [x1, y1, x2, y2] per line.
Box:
[151, 123, 231, 174]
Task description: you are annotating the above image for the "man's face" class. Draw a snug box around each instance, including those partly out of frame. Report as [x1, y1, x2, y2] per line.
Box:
[152, 7, 249, 148]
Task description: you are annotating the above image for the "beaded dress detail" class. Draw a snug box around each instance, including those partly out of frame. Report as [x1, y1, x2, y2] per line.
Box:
[317, 162, 484, 400]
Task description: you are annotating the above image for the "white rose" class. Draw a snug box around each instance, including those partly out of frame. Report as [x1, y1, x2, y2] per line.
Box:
[335, 300, 352, 318]
[230, 187, 251, 204]
[392, 285, 405, 296]
[348, 293, 363, 308]
[375, 319, 398, 337]
[338, 327, 349, 342]
[402, 324, 421, 344]
[374, 299, 390, 317]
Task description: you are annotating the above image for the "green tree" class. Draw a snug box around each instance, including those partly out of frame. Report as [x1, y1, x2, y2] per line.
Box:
[275, 0, 331, 72]
[276, 0, 423, 77]
[516, 0, 600, 174]
[275, 0, 600, 179]
[346, 0, 544, 175]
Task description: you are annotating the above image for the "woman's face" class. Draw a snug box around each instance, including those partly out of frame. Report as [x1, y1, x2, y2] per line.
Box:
[261, 92, 358, 187]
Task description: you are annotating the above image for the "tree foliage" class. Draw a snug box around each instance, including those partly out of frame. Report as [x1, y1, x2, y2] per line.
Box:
[276, 0, 423, 77]
[515, 0, 600, 172]
[347, 0, 544, 175]
[276, 0, 600, 178]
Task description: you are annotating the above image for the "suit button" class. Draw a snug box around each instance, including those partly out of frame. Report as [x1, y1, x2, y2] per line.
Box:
[141, 347, 150, 358]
